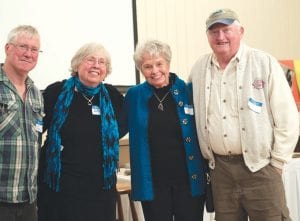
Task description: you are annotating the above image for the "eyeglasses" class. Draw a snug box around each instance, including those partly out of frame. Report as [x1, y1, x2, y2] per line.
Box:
[84, 57, 107, 67]
[10, 43, 43, 55]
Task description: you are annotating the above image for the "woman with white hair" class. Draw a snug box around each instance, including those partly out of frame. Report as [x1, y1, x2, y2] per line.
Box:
[120, 40, 206, 221]
[38, 42, 123, 221]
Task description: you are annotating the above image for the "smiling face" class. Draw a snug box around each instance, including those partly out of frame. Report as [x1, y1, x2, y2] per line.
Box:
[5, 34, 40, 77]
[140, 53, 170, 88]
[77, 53, 108, 87]
[207, 22, 244, 61]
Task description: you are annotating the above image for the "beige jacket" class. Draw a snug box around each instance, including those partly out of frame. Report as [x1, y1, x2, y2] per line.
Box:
[189, 44, 299, 172]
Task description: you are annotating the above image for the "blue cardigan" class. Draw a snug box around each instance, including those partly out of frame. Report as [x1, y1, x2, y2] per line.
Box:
[120, 73, 206, 201]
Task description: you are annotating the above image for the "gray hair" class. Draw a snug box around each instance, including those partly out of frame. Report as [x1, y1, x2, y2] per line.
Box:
[7, 25, 40, 44]
[232, 20, 242, 27]
[133, 40, 172, 71]
[70, 42, 112, 75]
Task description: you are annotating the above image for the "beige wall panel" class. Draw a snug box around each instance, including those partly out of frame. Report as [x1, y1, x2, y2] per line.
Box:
[136, 0, 300, 81]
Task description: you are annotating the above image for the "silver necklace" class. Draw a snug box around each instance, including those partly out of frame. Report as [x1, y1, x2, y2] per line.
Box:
[153, 91, 170, 111]
[81, 94, 94, 106]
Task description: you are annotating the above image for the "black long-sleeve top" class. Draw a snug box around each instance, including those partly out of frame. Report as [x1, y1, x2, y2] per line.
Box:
[39, 81, 123, 201]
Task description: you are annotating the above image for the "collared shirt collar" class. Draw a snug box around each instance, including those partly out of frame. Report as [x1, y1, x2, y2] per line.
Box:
[0, 63, 34, 89]
[210, 43, 244, 68]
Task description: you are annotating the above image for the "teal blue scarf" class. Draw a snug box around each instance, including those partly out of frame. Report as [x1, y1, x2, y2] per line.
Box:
[45, 76, 119, 191]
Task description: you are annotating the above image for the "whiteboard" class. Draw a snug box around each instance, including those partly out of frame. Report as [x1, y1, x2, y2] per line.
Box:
[0, 0, 137, 89]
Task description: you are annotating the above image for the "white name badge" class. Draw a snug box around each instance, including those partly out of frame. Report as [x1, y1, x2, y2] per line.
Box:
[248, 97, 263, 113]
[184, 105, 194, 115]
[92, 105, 101, 115]
[35, 119, 43, 133]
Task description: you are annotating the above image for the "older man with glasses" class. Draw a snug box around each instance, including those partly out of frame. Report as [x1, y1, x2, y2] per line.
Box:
[0, 25, 43, 221]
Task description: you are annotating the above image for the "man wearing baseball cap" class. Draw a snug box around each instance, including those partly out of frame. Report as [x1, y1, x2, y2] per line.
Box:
[205, 8, 239, 31]
[189, 8, 298, 221]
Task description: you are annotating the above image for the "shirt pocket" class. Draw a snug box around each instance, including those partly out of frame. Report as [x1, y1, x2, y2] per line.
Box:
[0, 100, 21, 137]
[29, 101, 44, 144]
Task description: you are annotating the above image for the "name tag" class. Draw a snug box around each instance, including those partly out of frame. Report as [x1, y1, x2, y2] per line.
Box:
[248, 98, 263, 113]
[92, 105, 101, 115]
[35, 119, 43, 133]
[184, 105, 194, 115]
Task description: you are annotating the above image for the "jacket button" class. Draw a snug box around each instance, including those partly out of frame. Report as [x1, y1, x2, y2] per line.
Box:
[173, 89, 179, 95]
[185, 137, 191, 142]
[189, 155, 194, 160]
[182, 118, 188, 124]
[191, 174, 197, 180]
[178, 101, 184, 107]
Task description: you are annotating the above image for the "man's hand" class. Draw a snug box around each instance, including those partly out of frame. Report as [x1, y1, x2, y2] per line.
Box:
[272, 166, 282, 175]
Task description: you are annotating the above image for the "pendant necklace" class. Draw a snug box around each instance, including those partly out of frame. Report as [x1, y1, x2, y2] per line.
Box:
[153, 91, 170, 111]
[81, 93, 94, 106]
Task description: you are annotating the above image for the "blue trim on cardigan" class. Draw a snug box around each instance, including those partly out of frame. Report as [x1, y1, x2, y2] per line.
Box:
[122, 73, 206, 201]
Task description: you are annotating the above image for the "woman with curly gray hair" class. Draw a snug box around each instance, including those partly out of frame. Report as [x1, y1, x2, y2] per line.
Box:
[38, 42, 123, 221]
[120, 40, 206, 221]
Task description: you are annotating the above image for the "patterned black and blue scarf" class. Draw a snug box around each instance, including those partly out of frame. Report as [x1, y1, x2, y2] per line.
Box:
[45, 76, 119, 191]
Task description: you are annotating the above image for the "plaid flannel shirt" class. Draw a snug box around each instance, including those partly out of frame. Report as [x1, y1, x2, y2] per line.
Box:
[0, 65, 44, 203]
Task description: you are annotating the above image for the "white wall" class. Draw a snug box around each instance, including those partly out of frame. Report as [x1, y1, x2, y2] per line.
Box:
[0, 0, 136, 89]
[135, 0, 300, 81]
[2, 0, 299, 87]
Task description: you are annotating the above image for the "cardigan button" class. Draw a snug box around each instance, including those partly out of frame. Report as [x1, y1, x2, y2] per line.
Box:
[182, 118, 188, 125]
[173, 89, 179, 95]
[185, 137, 192, 143]
[178, 101, 183, 107]
[191, 174, 197, 180]
[189, 155, 194, 160]
[178, 101, 184, 107]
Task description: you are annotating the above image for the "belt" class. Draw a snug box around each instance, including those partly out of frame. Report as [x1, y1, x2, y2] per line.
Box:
[214, 153, 243, 161]
[0, 201, 31, 207]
